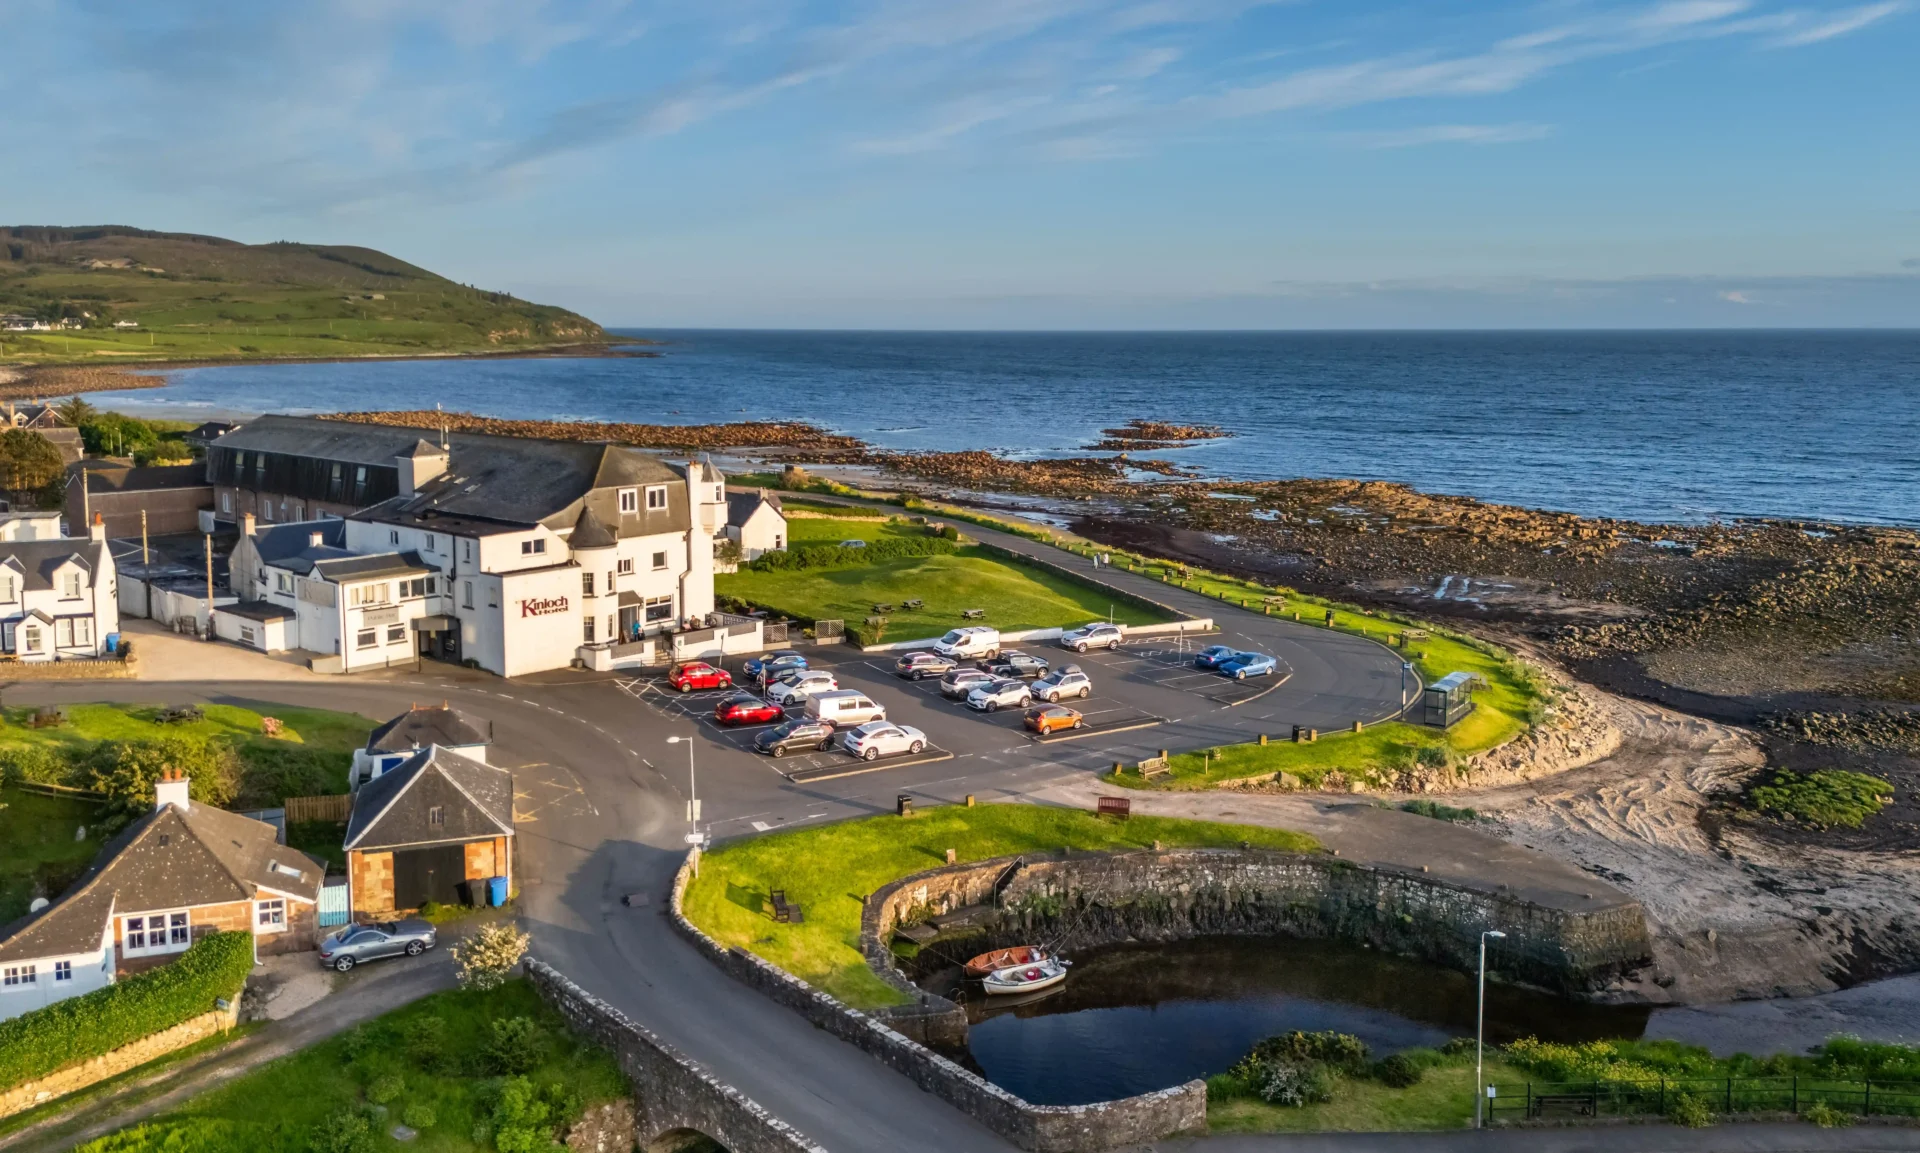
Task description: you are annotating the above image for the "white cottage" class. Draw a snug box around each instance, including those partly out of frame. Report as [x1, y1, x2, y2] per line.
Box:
[723, 489, 788, 560]
[0, 515, 118, 661]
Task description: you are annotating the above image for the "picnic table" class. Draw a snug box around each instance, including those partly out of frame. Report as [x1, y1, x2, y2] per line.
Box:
[961, 608, 986, 620]
[903, 599, 924, 610]
[873, 602, 896, 613]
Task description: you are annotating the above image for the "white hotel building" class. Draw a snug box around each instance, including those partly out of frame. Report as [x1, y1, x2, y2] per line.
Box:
[216, 416, 726, 677]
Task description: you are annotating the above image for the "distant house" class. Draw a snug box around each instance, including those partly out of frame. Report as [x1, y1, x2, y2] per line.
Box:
[6, 404, 84, 464]
[112, 320, 139, 330]
[0, 772, 323, 1022]
[724, 489, 786, 560]
[183, 421, 239, 453]
[0, 315, 49, 333]
[344, 746, 514, 916]
[350, 703, 492, 790]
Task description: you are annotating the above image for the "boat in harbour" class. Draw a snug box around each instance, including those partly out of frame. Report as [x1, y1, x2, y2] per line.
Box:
[981, 955, 1070, 995]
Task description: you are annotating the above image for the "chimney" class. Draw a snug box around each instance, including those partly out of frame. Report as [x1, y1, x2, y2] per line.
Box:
[241, 512, 257, 537]
[154, 768, 190, 813]
[397, 441, 450, 497]
[89, 511, 107, 542]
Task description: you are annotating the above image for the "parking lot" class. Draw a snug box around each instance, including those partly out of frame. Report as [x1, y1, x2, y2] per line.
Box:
[609, 632, 1300, 789]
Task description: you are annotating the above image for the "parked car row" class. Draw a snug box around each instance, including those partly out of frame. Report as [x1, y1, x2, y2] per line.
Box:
[1194, 645, 1279, 680]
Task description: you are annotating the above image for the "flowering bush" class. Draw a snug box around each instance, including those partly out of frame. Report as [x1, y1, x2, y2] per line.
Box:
[450, 923, 529, 992]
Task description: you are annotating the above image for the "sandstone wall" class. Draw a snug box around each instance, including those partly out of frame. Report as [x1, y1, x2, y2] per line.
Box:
[0, 1002, 238, 1120]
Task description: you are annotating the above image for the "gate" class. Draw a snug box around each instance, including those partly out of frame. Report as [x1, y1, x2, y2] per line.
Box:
[318, 878, 350, 927]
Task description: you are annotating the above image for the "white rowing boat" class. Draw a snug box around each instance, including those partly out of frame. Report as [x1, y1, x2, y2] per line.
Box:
[981, 955, 1070, 995]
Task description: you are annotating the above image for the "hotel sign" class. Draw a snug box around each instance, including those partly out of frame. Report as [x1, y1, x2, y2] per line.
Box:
[520, 595, 570, 618]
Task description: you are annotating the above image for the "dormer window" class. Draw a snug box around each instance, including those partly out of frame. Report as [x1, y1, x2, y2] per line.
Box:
[618, 488, 638, 514]
[521, 539, 546, 556]
[645, 485, 668, 511]
[0, 575, 14, 601]
[60, 572, 84, 598]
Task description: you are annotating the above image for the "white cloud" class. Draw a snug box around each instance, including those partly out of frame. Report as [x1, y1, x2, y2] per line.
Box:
[1719, 289, 1756, 303]
[1767, 1, 1902, 45]
[1347, 122, 1553, 148]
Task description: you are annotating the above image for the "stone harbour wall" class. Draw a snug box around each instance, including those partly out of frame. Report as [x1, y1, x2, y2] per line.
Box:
[864, 849, 1652, 997]
[669, 856, 1207, 1153]
[524, 959, 827, 1153]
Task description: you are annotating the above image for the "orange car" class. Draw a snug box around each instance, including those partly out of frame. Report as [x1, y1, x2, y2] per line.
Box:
[1024, 705, 1083, 736]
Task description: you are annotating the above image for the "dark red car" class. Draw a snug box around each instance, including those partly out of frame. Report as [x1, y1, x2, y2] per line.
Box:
[668, 661, 732, 692]
[714, 693, 783, 726]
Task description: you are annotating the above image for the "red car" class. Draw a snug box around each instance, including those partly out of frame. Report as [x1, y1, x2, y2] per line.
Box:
[714, 693, 783, 726]
[668, 662, 732, 692]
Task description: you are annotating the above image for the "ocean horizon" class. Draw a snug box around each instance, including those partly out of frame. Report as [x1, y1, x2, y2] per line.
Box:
[86, 328, 1920, 528]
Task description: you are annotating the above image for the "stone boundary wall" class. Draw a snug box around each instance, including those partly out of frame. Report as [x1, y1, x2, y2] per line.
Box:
[524, 959, 827, 1153]
[0, 1001, 236, 1120]
[863, 849, 1652, 997]
[669, 857, 1207, 1153]
[0, 653, 138, 681]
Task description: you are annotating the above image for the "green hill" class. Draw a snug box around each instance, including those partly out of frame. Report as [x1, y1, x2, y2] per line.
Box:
[0, 225, 605, 365]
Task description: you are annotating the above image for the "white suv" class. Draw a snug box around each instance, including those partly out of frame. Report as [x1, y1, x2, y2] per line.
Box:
[767, 671, 837, 706]
[933, 626, 1001, 660]
[1033, 667, 1092, 702]
[1060, 622, 1125, 652]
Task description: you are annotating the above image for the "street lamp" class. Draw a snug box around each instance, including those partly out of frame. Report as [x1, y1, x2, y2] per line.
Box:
[665, 735, 700, 839]
[1476, 929, 1507, 1129]
[1401, 661, 1415, 711]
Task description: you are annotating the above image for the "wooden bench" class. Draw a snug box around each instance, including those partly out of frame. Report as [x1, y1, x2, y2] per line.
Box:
[1135, 755, 1170, 779]
[873, 603, 896, 613]
[1529, 1093, 1595, 1118]
[961, 608, 986, 620]
[769, 889, 805, 924]
[1097, 796, 1131, 819]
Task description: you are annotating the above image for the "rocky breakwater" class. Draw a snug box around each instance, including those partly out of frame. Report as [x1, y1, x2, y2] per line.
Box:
[864, 848, 1652, 1001]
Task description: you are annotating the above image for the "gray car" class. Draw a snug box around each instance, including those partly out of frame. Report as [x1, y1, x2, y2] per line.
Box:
[318, 918, 437, 971]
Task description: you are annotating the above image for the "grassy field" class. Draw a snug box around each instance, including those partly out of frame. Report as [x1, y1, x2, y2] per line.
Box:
[0, 785, 105, 922]
[718, 506, 1172, 646]
[0, 227, 601, 366]
[73, 980, 625, 1153]
[1208, 1055, 1524, 1133]
[0, 702, 371, 762]
[681, 803, 1319, 1010]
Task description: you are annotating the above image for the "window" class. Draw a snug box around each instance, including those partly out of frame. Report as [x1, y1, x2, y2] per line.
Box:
[56, 618, 92, 648]
[21, 625, 40, 652]
[53, 960, 71, 982]
[462, 581, 474, 609]
[275, 572, 291, 594]
[651, 551, 668, 571]
[350, 583, 390, 607]
[356, 629, 377, 649]
[488, 585, 498, 608]
[2, 964, 34, 987]
[0, 576, 14, 601]
[239, 624, 256, 646]
[583, 617, 596, 643]
[389, 529, 399, 545]
[424, 533, 435, 552]
[462, 539, 473, 562]
[644, 595, 673, 623]
[617, 558, 634, 576]
[61, 572, 83, 597]
[581, 572, 595, 597]
[220, 492, 232, 513]
[645, 485, 668, 510]
[386, 624, 406, 644]
[352, 465, 368, 503]
[714, 485, 724, 502]
[428, 805, 444, 828]
[255, 899, 286, 932]
[124, 911, 189, 956]
[618, 488, 638, 514]
[521, 538, 546, 555]
[327, 462, 344, 501]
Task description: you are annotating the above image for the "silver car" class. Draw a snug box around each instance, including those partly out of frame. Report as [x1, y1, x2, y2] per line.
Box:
[967, 678, 1033, 712]
[318, 919, 437, 972]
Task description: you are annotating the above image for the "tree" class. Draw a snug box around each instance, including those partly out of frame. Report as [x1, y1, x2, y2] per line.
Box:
[449, 922, 529, 991]
[53, 397, 96, 428]
[0, 429, 65, 496]
[84, 737, 241, 818]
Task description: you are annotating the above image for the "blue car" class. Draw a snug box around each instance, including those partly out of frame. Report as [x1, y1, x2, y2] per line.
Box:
[1217, 651, 1278, 680]
[1193, 645, 1238, 670]
[745, 650, 808, 681]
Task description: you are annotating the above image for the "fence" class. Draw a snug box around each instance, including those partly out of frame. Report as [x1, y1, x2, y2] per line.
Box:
[318, 879, 350, 927]
[283, 793, 352, 824]
[1487, 1077, 1920, 1124]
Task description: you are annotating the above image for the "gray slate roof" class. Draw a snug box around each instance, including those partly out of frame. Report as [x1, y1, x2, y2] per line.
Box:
[569, 506, 617, 549]
[367, 704, 491, 754]
[0, 802, 323, 962]
[251, 518, 351, 571]
[344, 746, 514, 852]
[0, 538, 107, 592]
[726, 490, 783, 526]
[312, 551, 433, 582]
[78, 464, 209, 494]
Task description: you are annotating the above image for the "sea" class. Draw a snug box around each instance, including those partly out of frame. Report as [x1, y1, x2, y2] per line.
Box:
[86, 329, 1920, 527]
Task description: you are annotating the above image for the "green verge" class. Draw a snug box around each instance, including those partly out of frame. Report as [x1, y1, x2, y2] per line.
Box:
[0, 784, 106, 923]
[1209, 1054, 1526, 1133]
[0, 931, 253, 1090]
[1748, 769, 1894, 830]
[681, 803, 1319, 1011]
[73, 979, 626, 1153]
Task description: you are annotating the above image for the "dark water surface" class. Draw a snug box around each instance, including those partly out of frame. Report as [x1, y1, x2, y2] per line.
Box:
[933, 937, 1650, 1106]
[90, 329, 1920, 526]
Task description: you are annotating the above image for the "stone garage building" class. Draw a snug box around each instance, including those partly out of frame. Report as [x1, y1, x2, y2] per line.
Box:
[344, 746, 514, 917]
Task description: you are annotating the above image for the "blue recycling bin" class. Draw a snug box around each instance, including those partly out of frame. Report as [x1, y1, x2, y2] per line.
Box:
[105, 633, 121, 654]
[488, 876, 509, 907]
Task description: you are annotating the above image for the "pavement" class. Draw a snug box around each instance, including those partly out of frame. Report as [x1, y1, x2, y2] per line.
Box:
[0, 521, 1860, 1153]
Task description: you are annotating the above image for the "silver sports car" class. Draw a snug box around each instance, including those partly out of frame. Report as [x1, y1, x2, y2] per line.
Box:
[318, 919, 437, 971]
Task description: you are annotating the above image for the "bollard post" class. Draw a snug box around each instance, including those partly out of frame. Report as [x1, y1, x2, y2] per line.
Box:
[965, 794, 975, 807]
[946, 848, 957, 865]
[1259, 733, 1268, 746]
[1354, 720, 1364, 733]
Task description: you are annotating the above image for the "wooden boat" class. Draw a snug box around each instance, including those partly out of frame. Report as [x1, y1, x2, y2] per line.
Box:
[981, 956, 1070, 996]
[964, 945, 1047, 978]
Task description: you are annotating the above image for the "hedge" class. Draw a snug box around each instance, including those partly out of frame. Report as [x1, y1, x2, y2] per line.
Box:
[0, 930, 254, 1089]
[747, 534, 957, 573]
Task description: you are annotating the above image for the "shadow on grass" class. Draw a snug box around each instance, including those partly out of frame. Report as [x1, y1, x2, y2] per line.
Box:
[726, 882, 767, 916]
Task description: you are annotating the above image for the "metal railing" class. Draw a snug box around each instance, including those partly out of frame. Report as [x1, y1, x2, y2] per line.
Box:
[1488, 1076, 1920, 1124]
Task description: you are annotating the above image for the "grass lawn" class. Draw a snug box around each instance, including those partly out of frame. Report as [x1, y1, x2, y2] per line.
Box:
[0, 785, 106, 923]
[1208, 1055, 1525, 1133]
[783, 511, 925, 545]
[75, 980, 625, 1153]
[718, 549, 1170, 644]
[681, 803, 1319, 1010]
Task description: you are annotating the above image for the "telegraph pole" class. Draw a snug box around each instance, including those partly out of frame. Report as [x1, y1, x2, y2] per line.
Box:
[203, 534, 214, 640]
[140, 509, 149, 565]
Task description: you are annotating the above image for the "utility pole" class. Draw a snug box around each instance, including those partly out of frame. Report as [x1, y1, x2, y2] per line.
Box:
[203, 534, 214, 640]
[140, 509, 149, 565]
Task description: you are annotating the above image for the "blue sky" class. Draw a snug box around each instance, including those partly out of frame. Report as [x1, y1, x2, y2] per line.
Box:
[4, 0, 1915, 328]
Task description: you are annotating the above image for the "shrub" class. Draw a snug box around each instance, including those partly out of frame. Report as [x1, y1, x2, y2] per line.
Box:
[76, 1119, 264, 1152]
[309, 1108, 376, 1153]
[1234, 1031, 1371, 1076]
[84, 737, 240, 817]
[0, 744, 82, 786]
[1255, 1059, 1337, 1107]
[488, 1076, 571, 1153]
[1750, 770, 1893, 829]
[399, 1014, 455, 1073]
[367, 1073, 405, 1104]
[233, 744, 346, 806]
[1440, 1037, 1477, 1057]
[487, 1015, 549, 1075]
[450, 923, 529, 991]
[1373, 1053, 1424, 1088]
[1804, 1100, 1853, 1128]
[1400, 799, 1477, 822]
[401, 1103, 438, 1130]
[1414, 746, 1451, 771]
[747, 535, 958, 573]
[0, 931, 252, 1089]
[1666, 1091, 1713, 1128]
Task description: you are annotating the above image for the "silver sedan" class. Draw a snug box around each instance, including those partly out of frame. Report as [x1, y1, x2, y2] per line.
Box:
[318, 919, 437, 971]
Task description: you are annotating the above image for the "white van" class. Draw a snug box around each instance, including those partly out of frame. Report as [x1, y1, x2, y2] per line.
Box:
[805, 690, 887, 728]
[932, 626, 1000, 660]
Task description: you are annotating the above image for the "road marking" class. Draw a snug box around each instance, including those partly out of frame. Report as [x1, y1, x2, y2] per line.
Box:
[783, 749, 956, 784]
